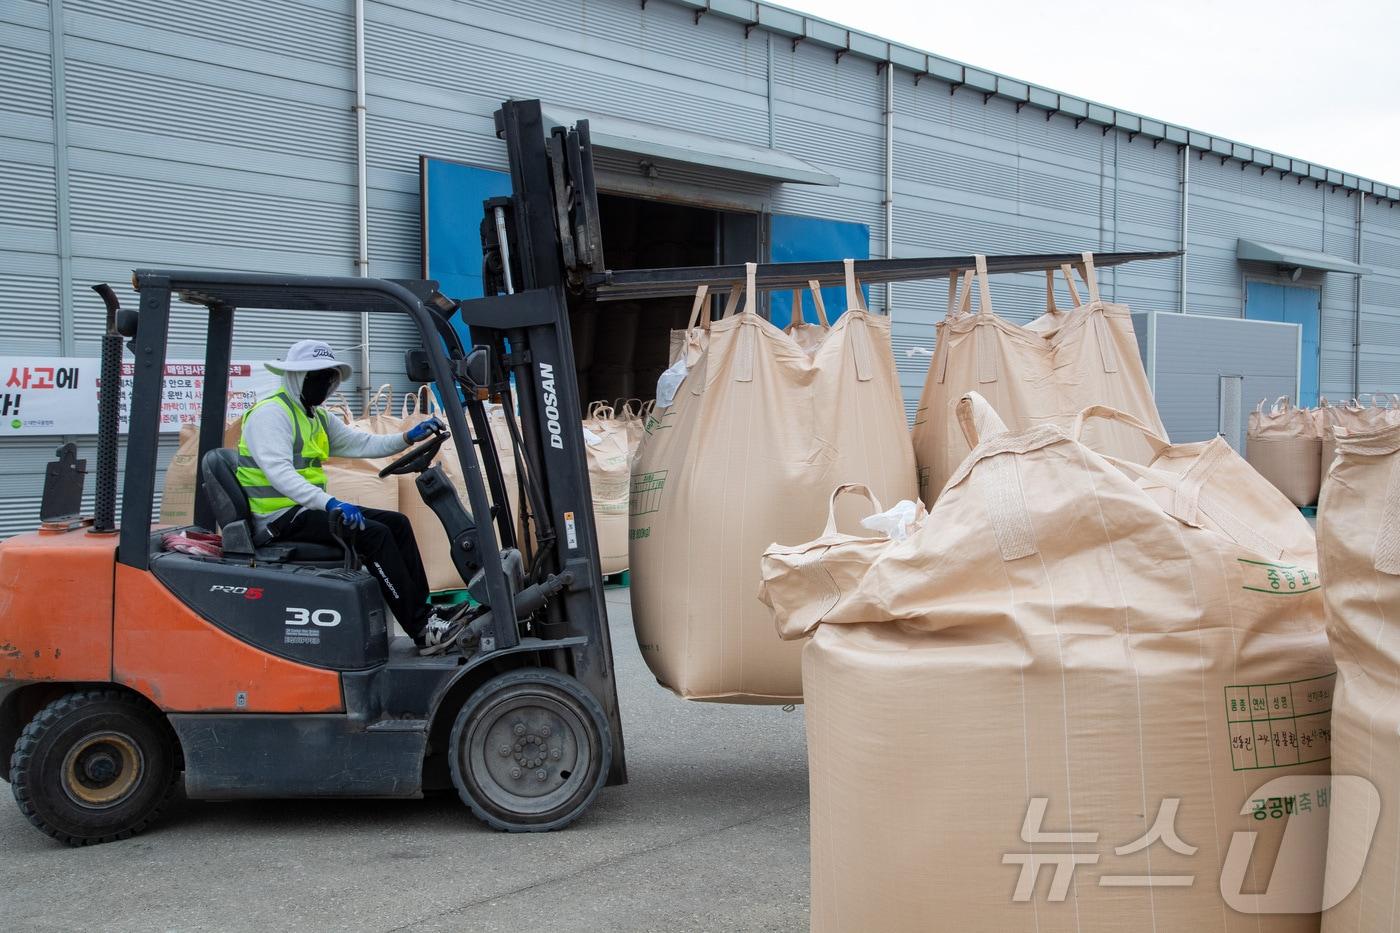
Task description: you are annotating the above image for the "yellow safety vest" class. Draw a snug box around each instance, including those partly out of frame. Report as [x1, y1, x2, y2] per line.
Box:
[236, 391, 330, 515]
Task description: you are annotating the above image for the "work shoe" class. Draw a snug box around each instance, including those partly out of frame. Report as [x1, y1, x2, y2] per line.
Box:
[417, 611, 466, 656]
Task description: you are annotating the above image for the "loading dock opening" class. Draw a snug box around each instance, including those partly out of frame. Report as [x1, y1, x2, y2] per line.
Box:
[568, 194, 756, 406]
[569, 194, 758, 409]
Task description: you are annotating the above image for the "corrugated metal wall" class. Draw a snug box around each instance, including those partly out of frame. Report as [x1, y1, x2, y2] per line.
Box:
[1362, 200, 1400, 395]
[3, 0, 1397, 536]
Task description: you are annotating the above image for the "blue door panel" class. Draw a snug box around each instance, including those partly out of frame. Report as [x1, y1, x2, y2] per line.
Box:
[1245, 281, 1318, 407]
[420, 157, 513, 347]
[769, 213, 871, 327]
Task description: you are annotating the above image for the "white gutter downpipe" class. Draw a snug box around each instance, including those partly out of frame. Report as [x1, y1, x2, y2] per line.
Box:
[1355, 192, 1364, 397]
[1178, 144, 1189, 312]
[883, 61, 894, 313]
[353, 0, 372, 410]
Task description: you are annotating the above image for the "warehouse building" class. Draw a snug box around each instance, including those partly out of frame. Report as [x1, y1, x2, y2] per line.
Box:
[3, 0, 1398, 537]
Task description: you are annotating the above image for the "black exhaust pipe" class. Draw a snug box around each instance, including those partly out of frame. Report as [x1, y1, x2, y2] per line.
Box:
[91, 284, 123, 534]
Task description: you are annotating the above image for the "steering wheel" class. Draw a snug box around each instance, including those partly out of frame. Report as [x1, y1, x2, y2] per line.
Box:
[377, 429, 451, 478]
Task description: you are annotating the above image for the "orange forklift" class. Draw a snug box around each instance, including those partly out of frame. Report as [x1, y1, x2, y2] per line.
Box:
[0, 101, 630, 844]
[0, 273, 633, 843]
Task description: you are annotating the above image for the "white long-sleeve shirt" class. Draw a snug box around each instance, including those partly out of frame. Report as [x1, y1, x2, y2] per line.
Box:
[242, 393, 408, 531]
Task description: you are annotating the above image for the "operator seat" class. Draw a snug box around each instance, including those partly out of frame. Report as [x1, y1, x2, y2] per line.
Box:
[199, 448, 346, 564]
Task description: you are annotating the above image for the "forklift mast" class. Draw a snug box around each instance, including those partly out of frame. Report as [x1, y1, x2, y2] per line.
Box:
[453, 99, 626, 782]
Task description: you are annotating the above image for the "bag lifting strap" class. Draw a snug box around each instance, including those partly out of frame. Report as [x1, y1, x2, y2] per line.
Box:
[1077, 252, 1120, 374]
[364, 383, 393, 418]
[721, 282, 743, 319]
[734, 262, 757, 383]
[1377, 457, 1400, 575]
[789, 289, 804, 329]
[843, 259, 874, 382]
[807, 279, 830, 327]
[821, 483, 883, 537]
[956, 394, 1037, 562]
[1044, 263, 1083, 314]
[787, 283, 830, 330]
[843, 258, 868, 313]
[972, 255, 1000, 385]
[686, 284, 711, 330]
[975, 454, 1039, 562]
[936, 269, 973, 384]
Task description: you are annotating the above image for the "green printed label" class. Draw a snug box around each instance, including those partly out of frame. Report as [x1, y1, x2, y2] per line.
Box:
[1225, 672, 1334, 772]
[629, 470, 667, 516]
[1237, 558, 1321, 596]
[629, 526, 651, 541]
[644, 411, 673, 435]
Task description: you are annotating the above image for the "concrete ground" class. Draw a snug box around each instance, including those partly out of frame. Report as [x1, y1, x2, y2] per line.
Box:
[0, 588, 811, 932]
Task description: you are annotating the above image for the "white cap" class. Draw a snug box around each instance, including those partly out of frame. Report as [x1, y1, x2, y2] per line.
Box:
[266, 340, 352, 382]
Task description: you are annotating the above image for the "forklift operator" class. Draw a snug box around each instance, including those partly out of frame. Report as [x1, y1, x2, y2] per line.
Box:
[237, 340, 457, 649]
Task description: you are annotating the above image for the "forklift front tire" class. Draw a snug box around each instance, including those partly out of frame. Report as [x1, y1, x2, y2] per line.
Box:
[449, 668, 611, 832]
[9, 689, 178, 846]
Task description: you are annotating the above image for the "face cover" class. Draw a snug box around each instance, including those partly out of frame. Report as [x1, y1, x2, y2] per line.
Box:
[300, 368, 339, 410]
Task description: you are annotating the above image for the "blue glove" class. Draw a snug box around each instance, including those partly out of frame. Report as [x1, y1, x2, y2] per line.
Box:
[326, 497, 366, 531]
[405, 416, 445, 443]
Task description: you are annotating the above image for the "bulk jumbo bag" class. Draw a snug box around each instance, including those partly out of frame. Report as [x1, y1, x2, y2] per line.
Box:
[630, 261, 916, 703]
[159, 416, 243, 525]
[1319, 397, 1399, 483]
[606, 399, 647, 463]
[1248, 396, 1322, 507]
[393, 388, 468, 592]
[1314, 398, 1346, 477]
[911, 253, 1165, 503]
[399, 388, 528, 590]
[582, 402, 633, 575]
[761, 393, 1333, 933]
[1320, 421, 1400, 931]
[485, 402, 525, 542]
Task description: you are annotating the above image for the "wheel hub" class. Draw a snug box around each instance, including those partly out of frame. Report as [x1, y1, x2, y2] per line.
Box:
[61, 731, 143, 810]
[485, 712, 571, 795]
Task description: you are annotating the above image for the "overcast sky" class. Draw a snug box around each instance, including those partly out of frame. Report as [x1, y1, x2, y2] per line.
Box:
[782, 0, 1400, 185]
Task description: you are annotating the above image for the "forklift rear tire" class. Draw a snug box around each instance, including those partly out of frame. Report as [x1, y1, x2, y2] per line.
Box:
[449, 668, 611, 832]
[9, 689, 178, 846]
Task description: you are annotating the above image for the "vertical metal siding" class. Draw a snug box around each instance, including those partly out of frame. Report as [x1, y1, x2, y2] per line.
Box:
[1112, 135, 1182, 311]
[1319, 186, 1360, 398]
[60, 0, 368, 380]
[1187, 154, 1324, 317]
[1361, 201, 1400, 395]
[887, 73, 1149, 420]
[1, 0, 64, 353]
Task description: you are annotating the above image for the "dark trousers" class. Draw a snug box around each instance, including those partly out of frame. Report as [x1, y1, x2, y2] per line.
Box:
[275, 507, 431, 638]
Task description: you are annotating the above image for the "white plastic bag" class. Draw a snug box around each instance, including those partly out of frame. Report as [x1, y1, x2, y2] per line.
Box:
[655, 357, 688, 409]
[859, 499, 925, 540]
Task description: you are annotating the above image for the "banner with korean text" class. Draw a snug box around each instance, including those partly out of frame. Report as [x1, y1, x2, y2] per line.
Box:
[0, 357, 278, 436]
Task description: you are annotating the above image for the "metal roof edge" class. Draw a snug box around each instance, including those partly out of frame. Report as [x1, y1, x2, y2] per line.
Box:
[672, 0, 1399, 203]
[1236, 238, 1373, 275]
